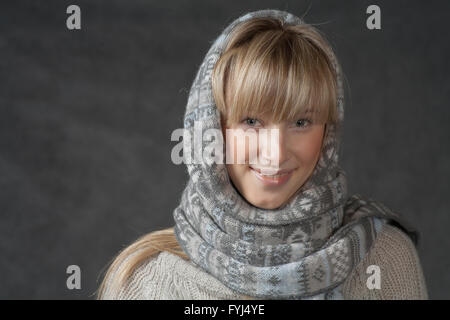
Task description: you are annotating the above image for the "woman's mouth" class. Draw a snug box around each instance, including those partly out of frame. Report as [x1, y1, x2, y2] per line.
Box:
[250, 167, 294, 186]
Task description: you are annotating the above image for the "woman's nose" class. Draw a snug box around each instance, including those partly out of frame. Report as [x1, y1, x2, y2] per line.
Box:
[259, 126, 288, 167]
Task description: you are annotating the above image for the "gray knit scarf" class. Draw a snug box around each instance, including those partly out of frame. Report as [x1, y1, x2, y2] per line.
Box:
[173, 9, 419, 299]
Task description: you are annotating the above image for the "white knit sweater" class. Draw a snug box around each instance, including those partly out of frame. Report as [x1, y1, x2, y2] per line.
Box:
[101, 224, 428, 300]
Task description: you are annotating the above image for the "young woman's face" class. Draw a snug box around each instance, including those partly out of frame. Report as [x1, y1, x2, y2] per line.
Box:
[225, 114, 325, 210]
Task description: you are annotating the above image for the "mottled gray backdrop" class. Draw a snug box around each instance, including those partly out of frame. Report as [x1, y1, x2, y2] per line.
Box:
[1, 0, 449, 299]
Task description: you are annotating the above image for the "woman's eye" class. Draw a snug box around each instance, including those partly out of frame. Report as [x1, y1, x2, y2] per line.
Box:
[244, 118, 259, 126]
[295, 119, 311, 128]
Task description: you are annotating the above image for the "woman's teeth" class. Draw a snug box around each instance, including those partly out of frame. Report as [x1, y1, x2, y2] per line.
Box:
[258, 172, 289, 178]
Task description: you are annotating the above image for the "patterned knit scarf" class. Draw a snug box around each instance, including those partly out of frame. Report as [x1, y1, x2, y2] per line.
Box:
[173, 9, 419, 299]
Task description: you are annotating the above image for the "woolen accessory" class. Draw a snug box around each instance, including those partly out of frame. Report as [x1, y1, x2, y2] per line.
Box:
[173, 9, 419, 299]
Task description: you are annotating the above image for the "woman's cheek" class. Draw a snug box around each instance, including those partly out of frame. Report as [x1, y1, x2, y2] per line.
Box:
[225, 130, 245, 164]
[295, 128, 324, 165]
[229, 130, 258, 165]
[247, 134, 260, 164]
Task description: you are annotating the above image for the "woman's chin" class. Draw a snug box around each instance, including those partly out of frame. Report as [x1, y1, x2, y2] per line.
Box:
[246, 193, 287, 210]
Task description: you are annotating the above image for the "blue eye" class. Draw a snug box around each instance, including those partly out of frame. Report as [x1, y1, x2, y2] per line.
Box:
[295, 119, 311, 128]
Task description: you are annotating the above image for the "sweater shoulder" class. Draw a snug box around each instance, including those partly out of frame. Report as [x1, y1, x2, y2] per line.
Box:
[152, 251, 246, 299]
[103, 250, 244, 300]
[342, 223, 428, 299]
[100, 250, 160, 300]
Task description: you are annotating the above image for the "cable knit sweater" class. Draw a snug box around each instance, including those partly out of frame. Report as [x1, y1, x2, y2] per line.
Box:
[100, 224, 428, 300]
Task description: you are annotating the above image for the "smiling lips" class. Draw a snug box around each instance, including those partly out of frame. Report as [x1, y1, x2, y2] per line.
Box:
[250, 166, 295, 186]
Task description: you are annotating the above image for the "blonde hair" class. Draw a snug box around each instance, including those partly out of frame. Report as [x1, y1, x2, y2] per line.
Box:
[212, 17, 339, 127]
[97, 15, 340, 300]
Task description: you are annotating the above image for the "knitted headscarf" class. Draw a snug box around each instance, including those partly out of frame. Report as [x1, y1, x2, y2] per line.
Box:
[173, 9, 419, 299]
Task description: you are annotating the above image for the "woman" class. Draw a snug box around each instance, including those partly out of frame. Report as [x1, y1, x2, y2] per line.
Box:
[97, 9, 427, 300]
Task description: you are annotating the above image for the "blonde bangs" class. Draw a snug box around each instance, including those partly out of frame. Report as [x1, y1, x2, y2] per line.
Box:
[212, 18, 339, 126]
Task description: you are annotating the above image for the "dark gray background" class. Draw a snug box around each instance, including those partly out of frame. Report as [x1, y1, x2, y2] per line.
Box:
[1, 0, 449, 299]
